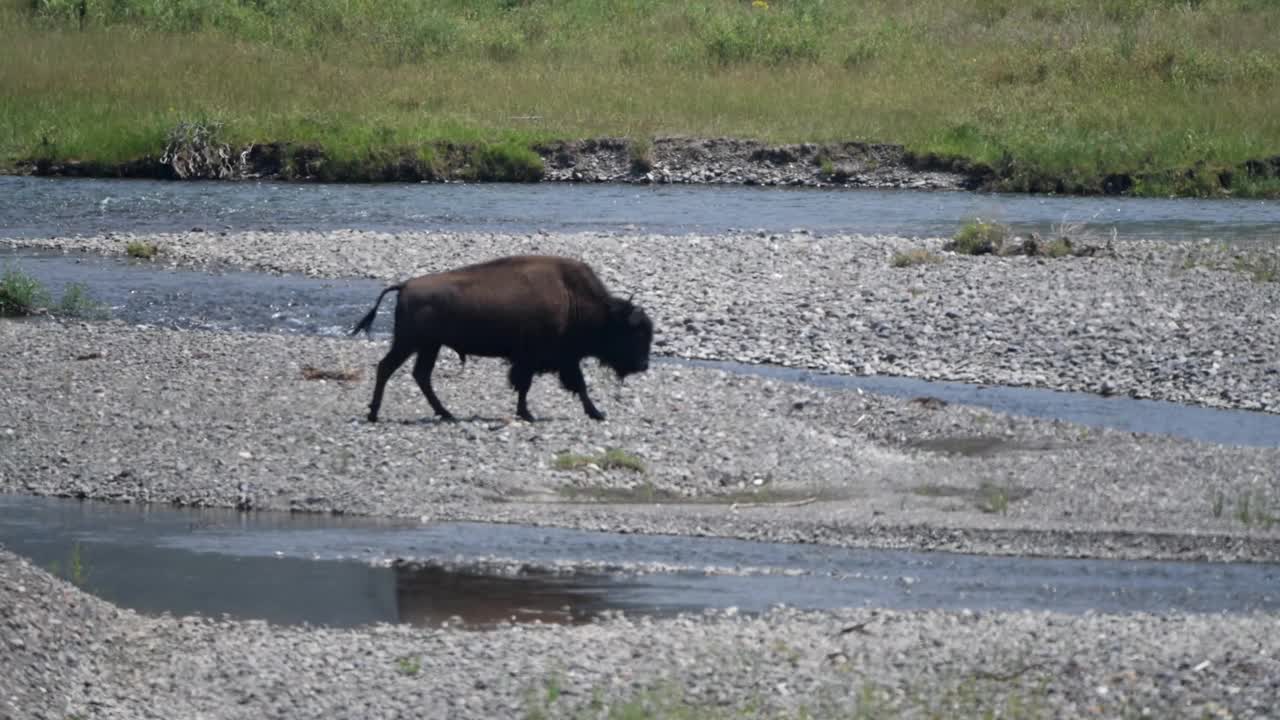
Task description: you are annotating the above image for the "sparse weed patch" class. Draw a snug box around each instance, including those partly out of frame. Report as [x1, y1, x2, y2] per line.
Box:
[553, 448, 645, 473]
[1234, 254, 1280, 283]
[913, 482, 1030, 515]
[891, 249, 943, 268]
[521, 671, 1059, 719]
[125, 240, 159, 260]
[395, 655, 421, 676]
[300, 365, 363, 382]
[47, 542, 89, 587]
[1209, 489, 1278, 529]
[56, 282, 109, 319]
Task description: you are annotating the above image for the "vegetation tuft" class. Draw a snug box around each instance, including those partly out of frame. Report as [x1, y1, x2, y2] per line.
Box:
[395, 655, 422, 676]
[945, 219, 1010, 256]
[891, 249, 943, 268]
[125, 240, 159, 260]
[0, 264, 51, 315]
[466, 142, 544, 182]
[300, 365, 363, 382]
[1, 265, 108, 319]
[553, 448, 645, 473]
[3, 1, 1279, 195]
[628, 137, 654, 175]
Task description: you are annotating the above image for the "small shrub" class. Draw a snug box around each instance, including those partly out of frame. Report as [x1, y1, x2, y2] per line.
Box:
[395, 655, 421, 676]
[891, 249, 943, 268]
[945, 219, 1009, 255]
[1043, 237, 1073, 258]
[817, 153, 835, 177]
[629, 137, 653, 175]
[125, 240, 158, 259]
[56, 282, 109, 319]
[0, 265, 51, 316]
[976, 482, 1010, 515]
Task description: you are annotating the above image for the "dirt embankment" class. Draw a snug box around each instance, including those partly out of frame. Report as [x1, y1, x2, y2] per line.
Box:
[15, 134, 976, 190]
[15, 129, 1280, 197]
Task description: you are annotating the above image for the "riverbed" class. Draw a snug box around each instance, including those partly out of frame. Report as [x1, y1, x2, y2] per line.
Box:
[2, 177, 1279, 719]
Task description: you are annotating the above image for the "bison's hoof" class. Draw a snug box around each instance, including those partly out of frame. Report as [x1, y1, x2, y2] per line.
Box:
[588, 410, 606, 421]
[438, 413, 457, 423]
[517, 411, 536, 423]
[367, 413, 379, 423]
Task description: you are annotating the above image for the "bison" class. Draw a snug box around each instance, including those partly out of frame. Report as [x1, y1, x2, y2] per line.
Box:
[350, 254, 653, 423]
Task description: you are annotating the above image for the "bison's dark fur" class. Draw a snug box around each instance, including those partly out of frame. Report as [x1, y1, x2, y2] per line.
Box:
[351, 255, 654, 423]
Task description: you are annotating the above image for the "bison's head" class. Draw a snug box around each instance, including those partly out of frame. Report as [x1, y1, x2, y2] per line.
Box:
[600, 296, 653, 379]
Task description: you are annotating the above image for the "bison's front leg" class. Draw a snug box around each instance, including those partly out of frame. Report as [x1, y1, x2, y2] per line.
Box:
[509, 363, 537, 422]
[559, 363, 606, 421]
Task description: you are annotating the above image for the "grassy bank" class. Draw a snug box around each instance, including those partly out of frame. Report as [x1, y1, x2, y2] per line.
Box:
[2, 0, 1279, 195]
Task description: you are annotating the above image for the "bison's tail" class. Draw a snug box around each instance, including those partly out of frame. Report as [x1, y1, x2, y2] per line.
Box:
[350, 283, 404, 337]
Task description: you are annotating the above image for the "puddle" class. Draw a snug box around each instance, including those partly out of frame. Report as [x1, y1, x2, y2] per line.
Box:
[3, 495, 1280, 629]
[5, 247, 1280, 448]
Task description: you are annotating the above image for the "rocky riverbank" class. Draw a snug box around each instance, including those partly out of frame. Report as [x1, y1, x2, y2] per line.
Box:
[3, 321, 1278, 563]
[2, 548, 1278, 720]
[8, 228, 1280, 415]
[17, 135, 972, 191]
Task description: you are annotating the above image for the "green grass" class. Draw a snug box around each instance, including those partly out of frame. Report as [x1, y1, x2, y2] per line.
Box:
[2, 0, 1279, 195]
[553, 448, 645, 473]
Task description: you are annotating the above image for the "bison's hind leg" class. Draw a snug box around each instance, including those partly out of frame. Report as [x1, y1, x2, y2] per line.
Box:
[412, 345, 455, 421]
[559, 362, 606, 421]
[509, 363, 537, 422]
[368, 341, 415, 423]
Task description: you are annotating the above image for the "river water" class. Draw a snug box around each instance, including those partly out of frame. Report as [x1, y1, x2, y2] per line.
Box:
[2, 176, 1278, 243]
[4, 495, 1278, 629]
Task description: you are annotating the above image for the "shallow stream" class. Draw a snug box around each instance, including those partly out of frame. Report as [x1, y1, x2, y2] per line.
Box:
[4, 495, 1278, 629]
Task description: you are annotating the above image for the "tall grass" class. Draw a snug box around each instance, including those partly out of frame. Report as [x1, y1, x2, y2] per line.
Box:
[2, 0, 1279, 193]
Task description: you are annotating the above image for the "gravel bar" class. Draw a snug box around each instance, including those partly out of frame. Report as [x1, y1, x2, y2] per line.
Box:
[4, 321, 1278, 563]
[7, 229, 1279, 414]
[3, 548, 1278, 720]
